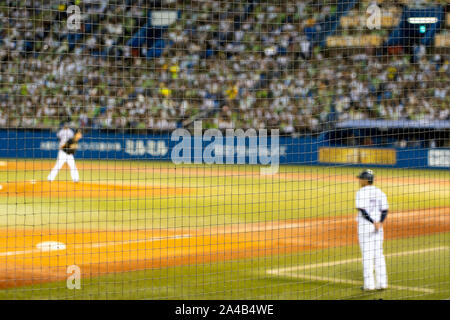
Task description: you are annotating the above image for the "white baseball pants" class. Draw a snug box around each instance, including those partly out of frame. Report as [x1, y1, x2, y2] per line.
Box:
[358, 222, 387, 290]
[47, 150, 79, 182]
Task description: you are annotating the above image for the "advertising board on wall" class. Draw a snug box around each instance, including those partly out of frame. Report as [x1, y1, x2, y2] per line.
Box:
[0, 130, 449, 169]
[318, 147, 397, 165]
[428, 149, 450, 168]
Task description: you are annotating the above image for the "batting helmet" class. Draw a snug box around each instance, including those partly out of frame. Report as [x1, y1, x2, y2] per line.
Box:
[357, 169, 374, 183]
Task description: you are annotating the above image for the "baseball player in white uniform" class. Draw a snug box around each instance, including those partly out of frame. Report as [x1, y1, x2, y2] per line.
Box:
[47, 126, 82, 182]
[356, 169, 389, 291]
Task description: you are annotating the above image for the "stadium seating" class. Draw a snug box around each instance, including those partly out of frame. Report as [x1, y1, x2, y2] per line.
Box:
[0, 0, 448, 134]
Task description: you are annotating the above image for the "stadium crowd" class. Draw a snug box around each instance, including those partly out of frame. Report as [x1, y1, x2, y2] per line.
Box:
[0, 0, 448, 134]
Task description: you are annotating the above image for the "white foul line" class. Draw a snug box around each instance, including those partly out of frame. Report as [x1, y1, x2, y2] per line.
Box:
[290, 274, 436, 294]
[0, 249, 38, 257]
[75, 234, 191, 249]
[0, 234, 191, 257]
[267, 246, 449, 274]
[267, 246, 449, 294]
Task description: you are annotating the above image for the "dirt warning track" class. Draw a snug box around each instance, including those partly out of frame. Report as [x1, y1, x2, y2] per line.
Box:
[0, 207, 448, 289]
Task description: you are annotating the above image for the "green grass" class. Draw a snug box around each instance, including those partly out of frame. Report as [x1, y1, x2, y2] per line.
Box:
[1, 161, 449, 230]
[0, 160, 449, 299]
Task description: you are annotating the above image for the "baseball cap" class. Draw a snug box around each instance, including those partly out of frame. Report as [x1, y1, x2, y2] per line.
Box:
[357, 169, 374, 182]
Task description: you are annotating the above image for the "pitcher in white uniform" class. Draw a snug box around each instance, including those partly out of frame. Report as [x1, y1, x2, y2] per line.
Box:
[56, 123, 74, 148]
[47, 128, 82, 182]
[355, 169, 389, 291]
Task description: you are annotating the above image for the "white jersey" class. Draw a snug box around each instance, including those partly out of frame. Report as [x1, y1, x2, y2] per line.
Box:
[57, 128, 74, 148]
[355, 185, 389, 224]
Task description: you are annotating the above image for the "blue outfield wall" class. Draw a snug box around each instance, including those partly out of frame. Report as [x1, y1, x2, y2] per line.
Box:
[0, 129, 449, 169]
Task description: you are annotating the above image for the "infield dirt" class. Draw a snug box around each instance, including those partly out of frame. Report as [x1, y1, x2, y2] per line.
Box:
[0, 207, 448, 289]
[0, 181, 188, 198]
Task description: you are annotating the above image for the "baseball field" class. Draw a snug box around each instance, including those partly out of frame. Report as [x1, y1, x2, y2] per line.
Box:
[0, 159, 448, 299]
